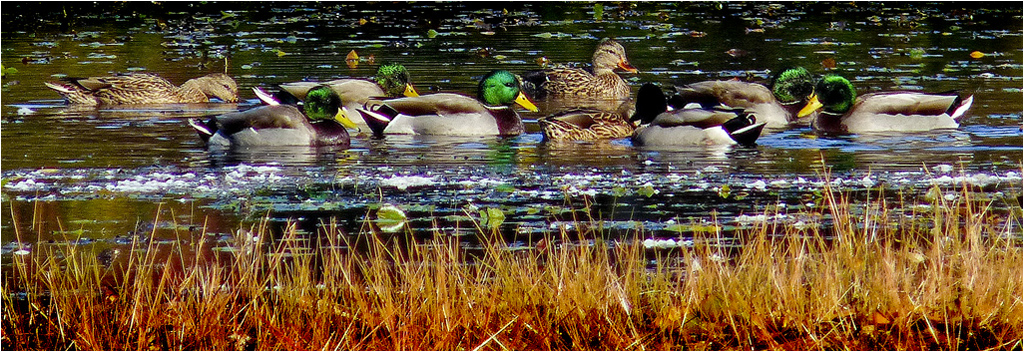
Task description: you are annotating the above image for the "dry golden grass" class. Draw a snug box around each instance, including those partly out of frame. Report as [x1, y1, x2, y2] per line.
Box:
[3, 179, 1022, 350]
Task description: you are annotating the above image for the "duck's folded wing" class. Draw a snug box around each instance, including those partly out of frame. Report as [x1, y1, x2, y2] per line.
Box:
[674, 80, 774, 109]
[378, 94, 489, 116]
[857, 92, 962, 116]
[651, 108, 741, 129]
[214, 105, 305, 135]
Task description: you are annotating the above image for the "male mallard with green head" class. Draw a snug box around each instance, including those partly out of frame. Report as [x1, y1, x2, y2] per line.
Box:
[45, 73, 238, 105]
[189, 85, 356, 147]
[631, 83, 765, 147]
[358, 70, 538, 136]
[254, 63, 420, 129]
[801, 75, 973, 134]
[523, 39, 638, 99]
[670, 67, 816, 130]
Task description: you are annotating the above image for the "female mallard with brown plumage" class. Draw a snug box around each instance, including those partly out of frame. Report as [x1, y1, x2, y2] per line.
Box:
[523, 39, 638, 99]
[45, 73, 238, 105]
[539, 101, 635, 141]
[801, 74, 974, 134]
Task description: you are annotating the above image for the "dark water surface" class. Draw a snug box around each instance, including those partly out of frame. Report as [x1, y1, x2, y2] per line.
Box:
[2, 3, 1021, 264]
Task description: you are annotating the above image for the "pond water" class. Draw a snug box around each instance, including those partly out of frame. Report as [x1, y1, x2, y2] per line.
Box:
[2, 3, 1022, 265]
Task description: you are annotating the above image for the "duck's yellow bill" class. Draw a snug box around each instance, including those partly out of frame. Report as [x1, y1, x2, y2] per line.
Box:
[798, 94, 823, 118]
[404, 84, 420, 97]
[515, 92, 539, 112]
[335, 109, 359, 129]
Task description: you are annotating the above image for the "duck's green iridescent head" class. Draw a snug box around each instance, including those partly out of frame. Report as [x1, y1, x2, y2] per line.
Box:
[770, 67, 814, 104]
[478, 70, 539, 112]
[304, 85, 357, 128]
[814, 74, 857, 114]
[375, 63, 419, 98]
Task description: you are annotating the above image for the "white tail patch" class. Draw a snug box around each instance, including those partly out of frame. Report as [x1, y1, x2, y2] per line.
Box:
[187, 119, 214, 137]
[950, 95, 973, 121]
[357, 107, 392, 123]
[252, 87, 280, 105]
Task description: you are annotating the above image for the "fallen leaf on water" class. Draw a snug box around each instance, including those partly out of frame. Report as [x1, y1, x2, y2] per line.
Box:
[822, 57, 837, 70]
[536, 57, 550, 67]
[726, 48, 747, 57]
[359, 18, 368, 26]
[689, 31, 707, 38]
[970, 51, 985, 59]
[346, 50, 359, 61]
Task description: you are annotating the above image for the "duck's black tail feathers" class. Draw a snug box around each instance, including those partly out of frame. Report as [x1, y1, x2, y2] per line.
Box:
[358, 101, 400, 137]
[187, 116, 219, 144]
[722, 112, 765, 147]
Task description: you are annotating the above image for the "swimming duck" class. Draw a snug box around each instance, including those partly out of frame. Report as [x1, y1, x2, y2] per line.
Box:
[801, 75, 974, 134]
[670, 67, 816, 129]
[630, 83, 765, 147]
[539, 101, 635, 141]
[253, 63, 420, 129]
[44, 73, 238, 105]
[188, 85, 356, 147]
[522, 39, 638, 99]
[357, 70, 538, 137]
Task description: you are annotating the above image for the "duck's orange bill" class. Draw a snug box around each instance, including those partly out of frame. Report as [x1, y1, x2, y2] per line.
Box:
[515, 92, 539, 112]
[404, 84, 420, 97]
[618, 60, 639, 73]
[798, 94, 823, 118]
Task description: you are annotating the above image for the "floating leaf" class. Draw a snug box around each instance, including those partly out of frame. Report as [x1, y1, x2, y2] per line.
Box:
[638, 185, 656, 198]
[1, 64, 17, 77]
[275, 50, 288, 57]
[427, 29, 438, 38]
[594, 3, 603, 21]
[970, 51, 984, 59]
[481, 207, 506, 229]
[908, 48, 925, 59]
[611, 186, 629, 198]
[375, 204, 407, 233]
[718, 184, 731, 199]
[821, 58, 837, 70]
[346, 50, 359, 61]
[359, 18, 369, 26]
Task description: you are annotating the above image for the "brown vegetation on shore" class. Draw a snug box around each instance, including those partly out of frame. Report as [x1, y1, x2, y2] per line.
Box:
[3, 179, 1022, 350]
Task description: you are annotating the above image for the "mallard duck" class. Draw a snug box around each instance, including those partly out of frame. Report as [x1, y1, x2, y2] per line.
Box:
[188, 85, 356, 147]
[253, 63, 419, 129]
[670, 67, 816, 129]
[631, 83, 765, 147]
[44, 73, 238, 105]
[357, 70, 538, 137]
[802, 75, 974, 134]
[539, 101, 635, 141]
[523, 39, 638, 99]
